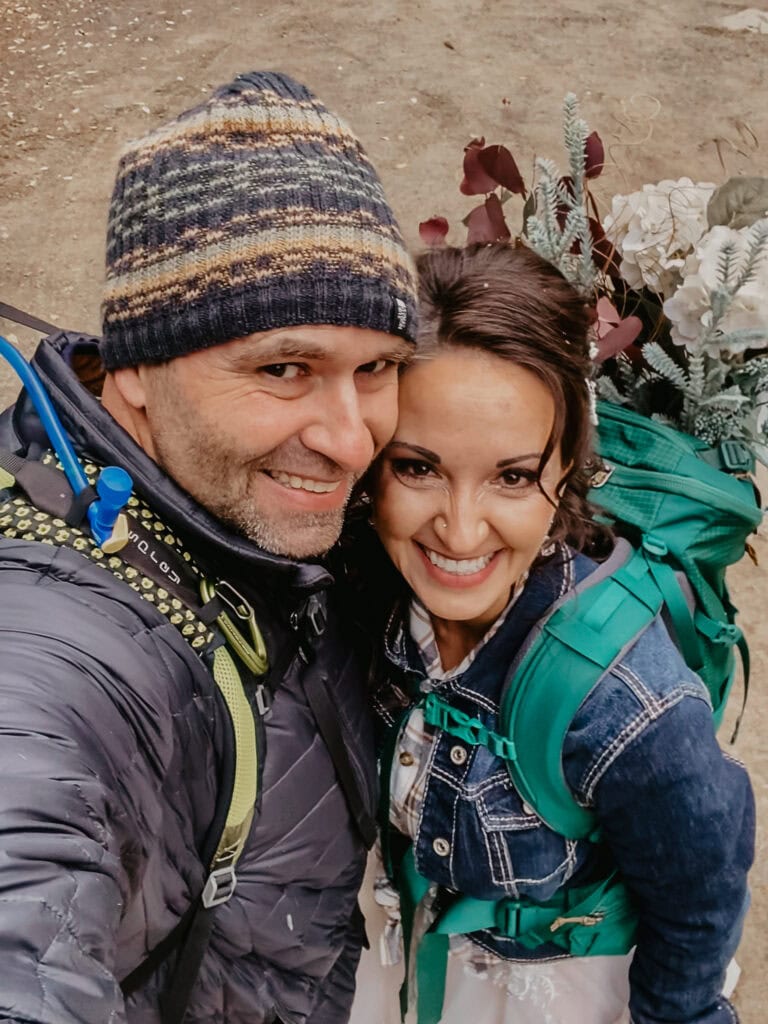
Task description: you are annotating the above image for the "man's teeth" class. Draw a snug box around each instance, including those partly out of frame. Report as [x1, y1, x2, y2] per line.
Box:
[270, 471, 341, 494]
[425, 548, 494, 576]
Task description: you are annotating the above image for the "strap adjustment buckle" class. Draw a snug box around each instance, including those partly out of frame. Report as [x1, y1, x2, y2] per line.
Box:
[202, 857, 238, 908]
[718, 440, 754, 474]
[495, 900, 523, 937]
[590, 462, 615, 489]
[305, 593, 327, 636]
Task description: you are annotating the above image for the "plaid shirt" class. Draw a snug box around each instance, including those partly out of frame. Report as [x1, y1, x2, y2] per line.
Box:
[389, 590, 523, 838]
[377, 587, 525, 968]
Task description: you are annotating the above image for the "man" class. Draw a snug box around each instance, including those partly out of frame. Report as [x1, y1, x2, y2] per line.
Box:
[0, 71, 417, 1023]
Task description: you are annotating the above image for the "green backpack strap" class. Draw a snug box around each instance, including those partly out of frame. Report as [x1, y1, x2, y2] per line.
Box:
[397, 845, 637, 1024]
[419, 543, 665, 839]
[499, 543, 664, 839]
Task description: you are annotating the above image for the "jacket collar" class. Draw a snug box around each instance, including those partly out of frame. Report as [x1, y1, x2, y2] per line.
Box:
[11, 332, 332, 593]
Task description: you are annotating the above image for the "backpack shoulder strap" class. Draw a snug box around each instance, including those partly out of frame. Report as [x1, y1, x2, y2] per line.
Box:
[0, 456, 262, 1021]
[499, 542, 664, 839]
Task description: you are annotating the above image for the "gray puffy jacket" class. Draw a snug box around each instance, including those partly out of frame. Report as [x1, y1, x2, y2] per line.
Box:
[0, 335, 377, 1024]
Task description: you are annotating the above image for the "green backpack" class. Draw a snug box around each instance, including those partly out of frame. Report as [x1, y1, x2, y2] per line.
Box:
[402, 401, 762, 1024]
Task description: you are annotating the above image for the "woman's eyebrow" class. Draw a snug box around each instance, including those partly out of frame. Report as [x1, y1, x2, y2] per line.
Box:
[386, 441, 441, 463]
[496, 453, 542, 468]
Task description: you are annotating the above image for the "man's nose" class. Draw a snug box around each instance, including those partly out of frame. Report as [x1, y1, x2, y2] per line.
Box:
[300, 381, 375, 474]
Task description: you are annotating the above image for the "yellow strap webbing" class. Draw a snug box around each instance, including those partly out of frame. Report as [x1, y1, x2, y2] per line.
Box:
[209, 645, 258, 871]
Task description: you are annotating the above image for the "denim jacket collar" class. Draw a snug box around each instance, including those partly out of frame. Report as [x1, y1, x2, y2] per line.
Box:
[382, 543, 590, 697]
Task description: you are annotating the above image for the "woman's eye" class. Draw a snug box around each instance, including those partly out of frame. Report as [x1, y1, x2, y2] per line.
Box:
[499, 469, 536, 489]
[261, 363, 302, 380]
[391, 458, 436, 481]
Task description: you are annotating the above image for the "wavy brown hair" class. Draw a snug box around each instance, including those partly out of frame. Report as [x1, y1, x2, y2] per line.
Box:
[415, 242, 610, 556]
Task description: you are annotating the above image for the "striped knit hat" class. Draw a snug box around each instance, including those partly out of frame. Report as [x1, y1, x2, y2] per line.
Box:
[100, 71, 417, 369]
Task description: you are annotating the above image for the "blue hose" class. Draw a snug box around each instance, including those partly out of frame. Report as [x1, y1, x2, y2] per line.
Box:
[0, 335, 131, 544]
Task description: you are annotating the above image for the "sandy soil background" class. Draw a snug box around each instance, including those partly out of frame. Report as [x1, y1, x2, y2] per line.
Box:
[1, 0, 767, 1019]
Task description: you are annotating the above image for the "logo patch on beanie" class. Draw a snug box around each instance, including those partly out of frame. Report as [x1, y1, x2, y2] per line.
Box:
[394, 298, 408, 332]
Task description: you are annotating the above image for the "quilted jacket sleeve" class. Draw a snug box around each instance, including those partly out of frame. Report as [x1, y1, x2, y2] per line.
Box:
[0, 563, 181, 1023]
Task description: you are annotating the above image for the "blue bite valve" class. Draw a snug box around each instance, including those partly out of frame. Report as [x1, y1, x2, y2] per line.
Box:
[89, 466, 133, 546]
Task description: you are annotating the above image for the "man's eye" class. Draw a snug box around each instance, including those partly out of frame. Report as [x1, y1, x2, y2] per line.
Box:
[261, 364, 302, 379]
[358, 359, 392, 375]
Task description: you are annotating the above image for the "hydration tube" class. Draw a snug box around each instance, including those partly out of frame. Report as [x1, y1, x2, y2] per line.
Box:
[0, 335, 132, 546]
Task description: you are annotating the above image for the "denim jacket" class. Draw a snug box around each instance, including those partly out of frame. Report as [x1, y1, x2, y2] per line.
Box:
[372, 545, 754, 1024]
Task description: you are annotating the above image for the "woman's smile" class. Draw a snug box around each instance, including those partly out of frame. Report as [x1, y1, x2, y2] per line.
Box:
[416, 543, 502, 587]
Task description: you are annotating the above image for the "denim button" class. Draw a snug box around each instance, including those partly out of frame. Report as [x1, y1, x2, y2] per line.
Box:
[399, 750, 415, 766]
[432, 837, 451, 856]
[450, 745, 467, 765]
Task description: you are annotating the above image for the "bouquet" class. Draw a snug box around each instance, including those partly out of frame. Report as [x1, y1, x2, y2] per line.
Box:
[419, 96, 768, 467]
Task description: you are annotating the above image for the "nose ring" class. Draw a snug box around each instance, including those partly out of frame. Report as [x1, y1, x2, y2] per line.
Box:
[435, 515, 448, 531]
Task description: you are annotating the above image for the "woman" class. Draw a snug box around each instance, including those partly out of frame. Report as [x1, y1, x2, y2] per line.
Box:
[352, 243, 753, 1024]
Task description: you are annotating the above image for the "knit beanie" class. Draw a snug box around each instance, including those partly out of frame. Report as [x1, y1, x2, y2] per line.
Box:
[100, 71, 417, 369]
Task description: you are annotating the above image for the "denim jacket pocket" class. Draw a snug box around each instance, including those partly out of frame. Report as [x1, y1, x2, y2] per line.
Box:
[471, 771, 579, 899]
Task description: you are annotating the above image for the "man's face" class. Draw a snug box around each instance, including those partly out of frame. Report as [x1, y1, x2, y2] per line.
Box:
[129, 325, 412, 558]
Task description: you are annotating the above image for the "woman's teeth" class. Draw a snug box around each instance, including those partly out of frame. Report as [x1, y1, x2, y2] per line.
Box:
[424, 547, 494, 576]
[270, 471, 341, 494]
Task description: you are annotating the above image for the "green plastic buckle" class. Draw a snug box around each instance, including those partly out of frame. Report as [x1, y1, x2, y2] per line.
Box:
[486, 732, 517, 761]
[714, 623, 742, 645]
[495, 900, 523, 937]
[642, 535, 668, 558]
[718, 440, 754, 474]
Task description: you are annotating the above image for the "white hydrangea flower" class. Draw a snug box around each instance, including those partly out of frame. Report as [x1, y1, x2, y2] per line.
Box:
[603, 178, 716, 297]
[663, 221, 768, 354]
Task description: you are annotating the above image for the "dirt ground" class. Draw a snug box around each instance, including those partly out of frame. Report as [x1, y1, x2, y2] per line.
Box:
[1, 0, 767, 1018]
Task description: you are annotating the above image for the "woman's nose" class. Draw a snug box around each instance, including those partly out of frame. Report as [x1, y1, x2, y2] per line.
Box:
[434, 498, 489, 553]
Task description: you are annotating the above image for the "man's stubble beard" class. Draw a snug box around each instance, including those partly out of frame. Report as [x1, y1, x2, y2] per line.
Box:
[145, 379, 354, 559]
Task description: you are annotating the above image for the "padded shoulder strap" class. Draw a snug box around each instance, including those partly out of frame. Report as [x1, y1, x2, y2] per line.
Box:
[499, 545, 664, 839]
[0, 463, 262, 1019]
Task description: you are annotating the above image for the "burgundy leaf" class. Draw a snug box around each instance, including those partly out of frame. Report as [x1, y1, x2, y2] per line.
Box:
[584, 131, 605, 179]
[594, 316, 643, 362]
[477, 145, 527, 196]
[465, 197, 511, 244]
[460, 137, 498, 195]
[522, 190, 537, 228]
[419, 216, 450, 246]
[465, 203, 497, 244]
[484, 193, 511, 240]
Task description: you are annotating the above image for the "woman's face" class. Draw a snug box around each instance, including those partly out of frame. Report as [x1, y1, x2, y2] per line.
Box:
[373, 347, 563, 633]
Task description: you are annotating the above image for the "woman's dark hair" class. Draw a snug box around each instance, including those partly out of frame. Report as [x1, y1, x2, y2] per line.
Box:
[415, 242, 609, 556]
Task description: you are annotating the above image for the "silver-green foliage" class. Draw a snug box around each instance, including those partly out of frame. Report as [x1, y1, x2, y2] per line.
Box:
[525, 94, 596, 293]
